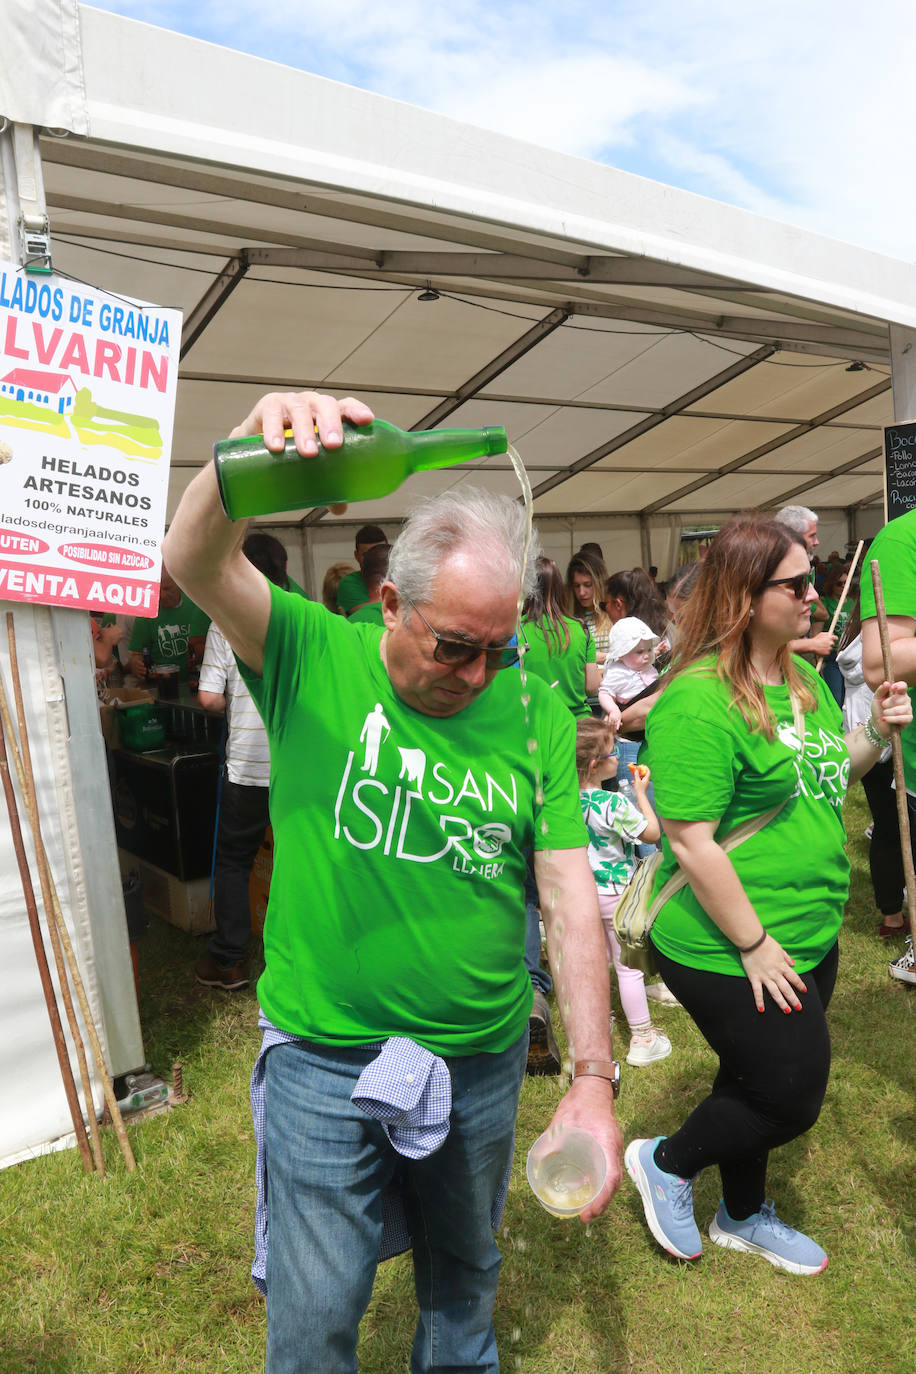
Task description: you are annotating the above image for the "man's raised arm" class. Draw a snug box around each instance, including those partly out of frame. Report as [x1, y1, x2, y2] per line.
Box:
[163, 391, 374, 674]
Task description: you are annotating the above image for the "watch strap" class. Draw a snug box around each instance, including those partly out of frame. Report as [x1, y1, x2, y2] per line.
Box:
[573, 1059, 620, 1096]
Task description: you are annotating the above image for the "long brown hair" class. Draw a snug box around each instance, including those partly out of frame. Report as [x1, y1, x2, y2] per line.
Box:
[670, 513, 816, 738]
[605, 567, 667, 635]
[566, 550, 611, 639]
[523, 556, 571, 653]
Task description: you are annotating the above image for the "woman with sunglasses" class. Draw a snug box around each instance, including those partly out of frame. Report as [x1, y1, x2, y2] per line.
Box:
[625, 514, 911, 1275]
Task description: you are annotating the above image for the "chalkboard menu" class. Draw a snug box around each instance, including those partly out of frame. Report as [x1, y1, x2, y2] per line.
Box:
[885, 420, 916, 520]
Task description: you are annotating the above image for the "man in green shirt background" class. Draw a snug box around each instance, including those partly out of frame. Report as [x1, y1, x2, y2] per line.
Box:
[163, 387, 622, 1374]
[861, 506, 916, 985]
[336, 522, 388, 615]
[347, 540, 390, 625]
[127, 565, 210, 684]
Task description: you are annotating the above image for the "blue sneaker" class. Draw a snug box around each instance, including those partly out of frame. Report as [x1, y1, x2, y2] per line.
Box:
[709, 1199, 828, 1275]
[624, 1137, 702, 1260]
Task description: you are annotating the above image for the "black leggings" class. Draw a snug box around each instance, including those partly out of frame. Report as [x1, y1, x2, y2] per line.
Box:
[652, 941, 839, 1220]
[860, 759, 905, 915]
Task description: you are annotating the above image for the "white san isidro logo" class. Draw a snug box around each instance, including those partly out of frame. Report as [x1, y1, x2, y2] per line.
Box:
[333, 705, 519, 879]
[777, 713, 849, 810]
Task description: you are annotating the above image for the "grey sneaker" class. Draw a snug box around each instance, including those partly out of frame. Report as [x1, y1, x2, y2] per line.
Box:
[527, 989, 561, 1075]
[625, 1136, 702, 1260]
[709, 1200, 827, 1275]
[889, 937, 915, 986]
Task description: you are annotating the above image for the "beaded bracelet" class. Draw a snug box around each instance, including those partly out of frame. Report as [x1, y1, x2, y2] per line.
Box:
[737, 930, 767, 955]
[863, 717, 886, 749]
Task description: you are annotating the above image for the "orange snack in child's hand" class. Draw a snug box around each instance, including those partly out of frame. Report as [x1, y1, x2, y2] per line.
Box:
[627, 763, 649, 781]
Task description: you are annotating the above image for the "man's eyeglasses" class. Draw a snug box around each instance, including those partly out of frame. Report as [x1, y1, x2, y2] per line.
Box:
[761, 569, 815, 600]
[404, 598, 519, 670]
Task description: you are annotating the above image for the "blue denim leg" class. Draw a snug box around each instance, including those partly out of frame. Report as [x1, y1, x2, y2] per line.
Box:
[404, 1031, 528, 1374]
[615, 737, 658, 859]
[523, 850, 552, 996]
[264, 1041, 398, 1374]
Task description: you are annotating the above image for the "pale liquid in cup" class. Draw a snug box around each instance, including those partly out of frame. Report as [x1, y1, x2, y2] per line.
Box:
[533, 1153, 598, 1212]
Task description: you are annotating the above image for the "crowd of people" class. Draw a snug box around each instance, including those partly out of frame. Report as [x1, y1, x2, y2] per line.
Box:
[128, 388, 915, 1373]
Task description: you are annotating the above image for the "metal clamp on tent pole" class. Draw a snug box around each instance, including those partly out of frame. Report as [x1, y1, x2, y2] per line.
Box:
[11, 123, 52, 273]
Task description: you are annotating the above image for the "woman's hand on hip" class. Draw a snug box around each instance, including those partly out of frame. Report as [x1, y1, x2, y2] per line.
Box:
[740, 934, 807, 1014]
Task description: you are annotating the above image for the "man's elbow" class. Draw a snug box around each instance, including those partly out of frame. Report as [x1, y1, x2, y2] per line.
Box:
[861, 624, 885, 690]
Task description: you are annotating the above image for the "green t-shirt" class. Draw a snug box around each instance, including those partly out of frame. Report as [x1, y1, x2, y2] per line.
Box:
[337, 569, 368, 616]
[348, 600, 385, 625]
[643, 657, 849, 975]
[860, 511, 916, 792]
[820, 595, 849, 638]
[128, 592, 210, 680]
[240, 586, 585, 1055]
[518, 615, 596, 719]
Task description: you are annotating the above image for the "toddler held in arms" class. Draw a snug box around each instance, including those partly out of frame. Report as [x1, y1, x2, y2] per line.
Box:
[598, 617, 659, 719]
[577, 717, 672, 1067]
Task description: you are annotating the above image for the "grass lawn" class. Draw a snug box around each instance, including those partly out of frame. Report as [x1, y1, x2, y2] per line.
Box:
[2, 786, 914, 1373]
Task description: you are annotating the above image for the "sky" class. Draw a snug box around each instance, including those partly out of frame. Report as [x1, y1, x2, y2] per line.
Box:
[89, 0, 914, 261]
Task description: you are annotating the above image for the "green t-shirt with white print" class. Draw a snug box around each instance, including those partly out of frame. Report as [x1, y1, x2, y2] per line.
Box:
[240, 585, 585, 1055]
[860, 508, 916, 793]
[643, 656, 849, 975]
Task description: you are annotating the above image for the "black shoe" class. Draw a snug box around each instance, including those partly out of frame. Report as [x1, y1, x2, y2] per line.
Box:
[195, 957, 249, 991]
[527, 989, 561, 1075]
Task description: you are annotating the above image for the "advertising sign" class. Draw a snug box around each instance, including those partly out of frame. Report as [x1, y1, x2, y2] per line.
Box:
[884, 419, 916, 522]
[0, 262, 181, 614]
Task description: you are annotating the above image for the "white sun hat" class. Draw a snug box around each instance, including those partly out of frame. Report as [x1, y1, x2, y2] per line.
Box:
[605, 616, 659, 663]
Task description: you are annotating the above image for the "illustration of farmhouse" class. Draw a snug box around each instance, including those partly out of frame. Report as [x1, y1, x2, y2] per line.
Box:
[0, 368, 78, 414]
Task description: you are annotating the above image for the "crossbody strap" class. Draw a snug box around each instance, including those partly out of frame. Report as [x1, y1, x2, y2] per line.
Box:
[646, 687, 803, 922]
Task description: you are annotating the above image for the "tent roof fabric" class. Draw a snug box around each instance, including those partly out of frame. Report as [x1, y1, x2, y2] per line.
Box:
[27, 5, 916, 526]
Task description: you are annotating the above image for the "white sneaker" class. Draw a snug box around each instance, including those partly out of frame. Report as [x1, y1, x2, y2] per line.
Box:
[889, 937, 916, 986]
[646, 981, 681, 1007]
[626, 1026, 672, 1066]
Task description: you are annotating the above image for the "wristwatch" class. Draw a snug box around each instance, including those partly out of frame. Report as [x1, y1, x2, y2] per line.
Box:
[573, 1059, 621, 1098]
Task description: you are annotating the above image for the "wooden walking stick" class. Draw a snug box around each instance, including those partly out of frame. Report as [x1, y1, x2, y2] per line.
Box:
[5, 614, 136, 1172]
[0, 704, 94, 1171]
[0, 672, 104, 1173]
[816, 540, 864, 674]
[870, 560, 916, 932]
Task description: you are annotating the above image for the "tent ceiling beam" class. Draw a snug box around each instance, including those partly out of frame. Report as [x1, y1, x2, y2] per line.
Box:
[413, 307, 570, 430]
[530, 344, 776, 501]
[640, 376, 890, 515]
[759, 447, 882, 511]
[46, 208, 888, 361]
[179, 255, 249, 359]
[176, 371, 879, 429]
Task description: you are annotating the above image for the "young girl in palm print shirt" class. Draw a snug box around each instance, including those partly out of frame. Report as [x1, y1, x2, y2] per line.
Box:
[577, 717, 672, 1067]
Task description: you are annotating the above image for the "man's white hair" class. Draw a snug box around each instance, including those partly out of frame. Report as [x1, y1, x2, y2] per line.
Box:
[775, 504, 817, 534]
[387, 487, 540, 610]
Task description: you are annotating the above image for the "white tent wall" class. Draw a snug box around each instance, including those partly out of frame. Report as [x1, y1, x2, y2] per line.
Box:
[0, 33, 144, 1167]
[0, 605, 143, 1168]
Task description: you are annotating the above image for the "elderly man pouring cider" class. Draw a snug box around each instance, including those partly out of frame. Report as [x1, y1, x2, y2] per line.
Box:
[163, 389, 622, 1374]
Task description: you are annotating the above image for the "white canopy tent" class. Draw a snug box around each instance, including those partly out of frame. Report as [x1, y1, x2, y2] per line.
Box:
[11, 1, 916, 587]
[1, 0, 916, 1163]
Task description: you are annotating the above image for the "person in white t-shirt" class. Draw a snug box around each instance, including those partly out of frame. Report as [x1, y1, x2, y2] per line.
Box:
[194, 533, 288, 990]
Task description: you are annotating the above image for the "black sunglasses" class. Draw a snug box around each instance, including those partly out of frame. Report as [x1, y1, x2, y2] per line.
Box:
[404, 598, 519, 670]
[761, 569, 815, 600]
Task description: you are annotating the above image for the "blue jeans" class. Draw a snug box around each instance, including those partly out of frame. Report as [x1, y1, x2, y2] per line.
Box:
[264, 1032, 528, 1374]
[615, 737, 658, 859]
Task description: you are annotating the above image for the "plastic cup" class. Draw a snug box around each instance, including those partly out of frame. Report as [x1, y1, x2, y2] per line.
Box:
[526, 1124, 607, 1219]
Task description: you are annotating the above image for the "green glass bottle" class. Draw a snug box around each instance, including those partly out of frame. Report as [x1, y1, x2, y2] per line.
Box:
[212, 419, 509, 519]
